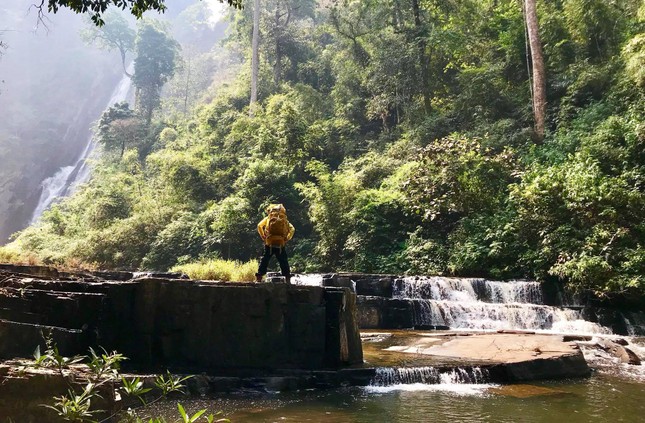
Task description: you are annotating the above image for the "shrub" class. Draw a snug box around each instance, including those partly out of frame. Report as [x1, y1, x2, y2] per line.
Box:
[171, 259, 258, 282]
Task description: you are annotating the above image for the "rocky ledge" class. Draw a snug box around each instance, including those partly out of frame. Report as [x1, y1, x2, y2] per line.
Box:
[362, 330, 592, 382]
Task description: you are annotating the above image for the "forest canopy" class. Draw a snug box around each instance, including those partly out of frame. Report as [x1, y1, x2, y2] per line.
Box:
[6, 0, 645, 299]
[40, 0, 242, 24]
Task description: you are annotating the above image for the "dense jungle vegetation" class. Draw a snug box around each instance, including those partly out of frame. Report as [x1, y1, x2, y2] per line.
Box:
[4, 0, 644, 297]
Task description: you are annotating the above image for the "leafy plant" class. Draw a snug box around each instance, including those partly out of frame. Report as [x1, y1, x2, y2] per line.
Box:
[88, 347, 127, 380]
[154, 371, 192, 396]
[178, 403, 230, 423]
[43, 383, 101, 423]
[121, 376, 153, 405]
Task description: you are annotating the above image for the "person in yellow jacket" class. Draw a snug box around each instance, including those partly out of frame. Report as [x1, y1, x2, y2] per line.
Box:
[255, 204, 295, 283]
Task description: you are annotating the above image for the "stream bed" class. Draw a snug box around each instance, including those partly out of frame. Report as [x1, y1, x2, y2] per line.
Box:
[137, 333, 645, 423]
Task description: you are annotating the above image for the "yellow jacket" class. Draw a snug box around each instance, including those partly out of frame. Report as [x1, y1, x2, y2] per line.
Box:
[257, 216, 295, 247]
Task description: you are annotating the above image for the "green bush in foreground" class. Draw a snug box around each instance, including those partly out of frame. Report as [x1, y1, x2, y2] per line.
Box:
[172, 259, 257, 282]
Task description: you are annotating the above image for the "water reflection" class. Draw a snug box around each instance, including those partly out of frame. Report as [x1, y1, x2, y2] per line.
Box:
[140, 374, 645, 423]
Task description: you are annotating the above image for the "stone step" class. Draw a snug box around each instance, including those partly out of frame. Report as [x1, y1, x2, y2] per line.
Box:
[0, 278, 114, 294]
[0, 307, 42, 325]
[0, 264, 60, 279]
[0, 288, 106, 329]
[0, 319, 87, 359]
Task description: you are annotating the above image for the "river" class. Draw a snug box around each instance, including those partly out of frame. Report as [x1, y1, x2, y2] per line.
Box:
[141, 371, 645, 422]
[138, 275, 644, 422]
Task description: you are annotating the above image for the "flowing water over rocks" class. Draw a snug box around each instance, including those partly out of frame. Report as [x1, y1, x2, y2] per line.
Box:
[392, 276, 611, 334]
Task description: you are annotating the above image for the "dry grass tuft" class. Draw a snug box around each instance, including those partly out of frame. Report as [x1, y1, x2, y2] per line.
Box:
[172, 259, 258, 282]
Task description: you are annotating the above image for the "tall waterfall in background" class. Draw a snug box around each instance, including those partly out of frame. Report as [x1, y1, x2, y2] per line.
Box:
[30, 69, 133, 224]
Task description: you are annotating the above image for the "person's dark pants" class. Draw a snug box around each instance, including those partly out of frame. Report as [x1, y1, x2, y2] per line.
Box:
[256, 245, 291, 278]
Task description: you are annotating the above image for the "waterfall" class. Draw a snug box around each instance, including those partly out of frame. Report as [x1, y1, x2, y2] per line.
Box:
[394, 276, 611, 335]
[366, 366, 494, 394]
[290, 274, 324, 286]
[370, 366, 488, 386]
[622, 312, 645, 337]
[30, 68, 134, 224]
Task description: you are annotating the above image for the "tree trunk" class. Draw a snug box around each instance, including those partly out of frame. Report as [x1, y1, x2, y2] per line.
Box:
[411, 0, 432, 115]
[119, 47, 132, 78]
[524, 0, 547, 140]
[250, 0, 260, 115]
[184, 54, 192, 115]
[273, 2, 281, 86]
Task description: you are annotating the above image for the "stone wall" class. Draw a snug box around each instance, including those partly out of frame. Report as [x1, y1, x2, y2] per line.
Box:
[0, 265, 363, 371]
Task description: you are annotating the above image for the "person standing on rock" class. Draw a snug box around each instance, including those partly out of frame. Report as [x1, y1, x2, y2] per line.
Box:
[255, 204, 295, 283]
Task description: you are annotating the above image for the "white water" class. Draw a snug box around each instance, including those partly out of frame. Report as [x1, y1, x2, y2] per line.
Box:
[394, 276, 611, 335]
[30, 68, 133, 224]
[622, 312, 645, 336]
[367, 366, 496, 394]
[370, 366, 488, 386]
[290, 274, 325, 286]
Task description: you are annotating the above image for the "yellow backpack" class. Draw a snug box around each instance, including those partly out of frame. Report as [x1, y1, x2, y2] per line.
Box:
[266, 204, 289, 246]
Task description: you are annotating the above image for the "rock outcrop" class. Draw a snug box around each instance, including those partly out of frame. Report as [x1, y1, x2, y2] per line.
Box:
[0, 265, 363, 372]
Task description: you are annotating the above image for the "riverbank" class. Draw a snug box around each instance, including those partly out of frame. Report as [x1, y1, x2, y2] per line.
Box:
[1, 265, 644, 421]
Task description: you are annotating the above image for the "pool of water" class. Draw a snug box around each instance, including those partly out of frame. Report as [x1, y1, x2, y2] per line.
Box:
[141, 373, 645, 423]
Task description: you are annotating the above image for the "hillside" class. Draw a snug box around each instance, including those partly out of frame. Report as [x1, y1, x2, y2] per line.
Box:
[3, 0, 644, 298]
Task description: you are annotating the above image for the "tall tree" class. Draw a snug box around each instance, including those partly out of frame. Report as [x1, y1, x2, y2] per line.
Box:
[132, 20, 180, 124]
[81, 9, 135, 76]
[265, 0, 314, 86]
[524, 0, 546, 140]
[250, 0, 261, 114]
[97, 102, 145, 158]
[411, 0, 432, 116]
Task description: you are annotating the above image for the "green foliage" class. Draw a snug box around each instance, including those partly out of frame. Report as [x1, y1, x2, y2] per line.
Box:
[510, 107, 645, 294]
[97, 102, 147, 159]
[45, 0, 168, 25]
[345, 188, 409, 273]
[43, 382, 101, 423]
[121, 376, 153, 403]
[133, 20, 181, 123]
[154, 371, 192, 396]
[405, 134, 518, 224]
[296, 161, 360, 270]
[88, 348, 126, 380]
[81, 9, 135, 73]
[142, 212, 209, 270]
[623, 33, 645, 88]
[10, 0, 645, 298]
[32, 339, 225, 423]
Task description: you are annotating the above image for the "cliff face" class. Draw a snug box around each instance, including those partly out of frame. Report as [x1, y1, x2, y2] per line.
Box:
[0, 1, 121, 243]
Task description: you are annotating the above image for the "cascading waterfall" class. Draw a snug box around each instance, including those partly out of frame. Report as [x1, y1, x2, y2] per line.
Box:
[30, 67, 134, 224]
[394, 276, 611, 335]
[370, 366, 488, 386]
[366, 366, 495, 393]
[622, 312, 645, 337]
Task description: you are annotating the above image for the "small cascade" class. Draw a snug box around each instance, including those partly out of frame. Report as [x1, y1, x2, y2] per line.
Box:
[395, 277, 542, 303]
[290, 274, 324, 286]
[30, 67, 134, 224]
[622, 312, 645, 337]
[394, 276, 611, 334]
[370, 366, 488, 387]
